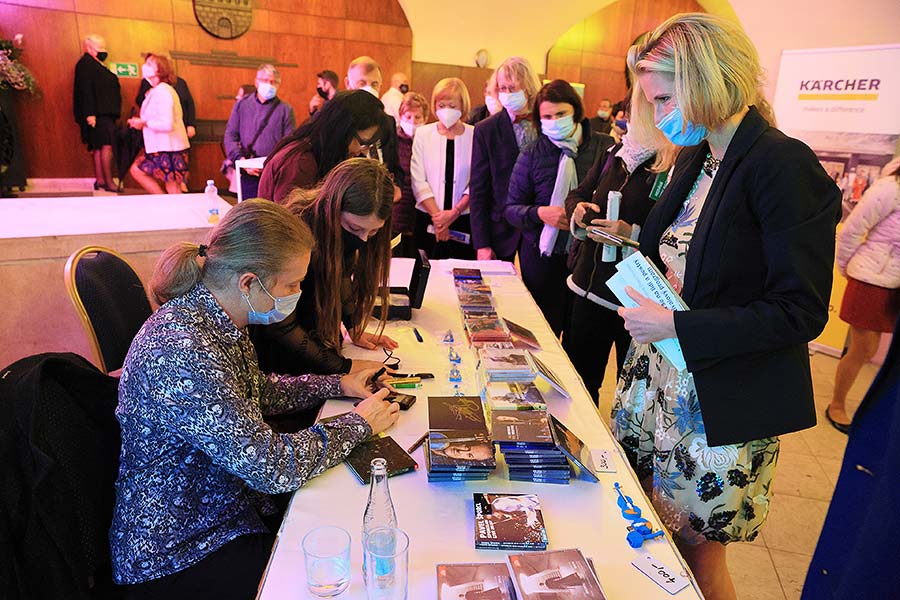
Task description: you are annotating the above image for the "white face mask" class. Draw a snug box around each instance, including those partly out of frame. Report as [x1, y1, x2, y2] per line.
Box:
[399, 119, 419, 137]
[498, 90, 527, 113]
[436, 108, 462, 129]
[485, 95, 501, 115]
[141, 63, 156, 81]
[597, 109, 611, 119]
[360, 85, 379, 97]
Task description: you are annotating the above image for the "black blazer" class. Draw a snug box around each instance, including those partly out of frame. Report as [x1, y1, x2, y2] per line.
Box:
[641, 106, 841, 446]
[469, 111, 524, 259]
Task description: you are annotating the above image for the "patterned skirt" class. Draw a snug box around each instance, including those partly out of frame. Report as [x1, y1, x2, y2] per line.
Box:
[139, 150, 190, 183]
[611, 342, 779, 545]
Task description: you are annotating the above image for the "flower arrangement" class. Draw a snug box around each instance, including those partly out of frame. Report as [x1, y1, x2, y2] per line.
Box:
[0, 34, 38, 95]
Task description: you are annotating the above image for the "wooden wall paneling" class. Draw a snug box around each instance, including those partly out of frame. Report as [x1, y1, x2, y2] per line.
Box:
[343, 40, 412, 91]
[260, 0, 347, 20]
[267, 11, 344, 39]
[344, 21, 412, 47]
[545, 0, 704, 119]
[345, 0, 409, 27]
[457, 66, 494, 116]
[188, 142, 227, 192]
[0, 0, 74, 9]
[73, 0, 175, 22]
[4, 4, 87, 177]
[2, 0, 414, 180]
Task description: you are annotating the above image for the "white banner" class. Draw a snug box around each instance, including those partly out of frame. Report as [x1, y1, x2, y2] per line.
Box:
[773, 44, 900, 356]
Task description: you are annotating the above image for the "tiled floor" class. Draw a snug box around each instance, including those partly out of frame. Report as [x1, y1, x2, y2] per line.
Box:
[596, 351, 881, 600]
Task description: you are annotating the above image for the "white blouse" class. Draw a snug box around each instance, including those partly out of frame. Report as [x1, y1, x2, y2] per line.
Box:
[140, 82, 189, 154]
[410, 122, 473, 214]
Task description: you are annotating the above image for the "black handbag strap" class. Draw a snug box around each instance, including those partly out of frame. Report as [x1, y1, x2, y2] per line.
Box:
[245, 98, 281, 157]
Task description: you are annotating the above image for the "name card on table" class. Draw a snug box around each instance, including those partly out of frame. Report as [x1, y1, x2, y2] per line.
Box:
[590, 449, 616, 473]
[631, 553, 691, 595]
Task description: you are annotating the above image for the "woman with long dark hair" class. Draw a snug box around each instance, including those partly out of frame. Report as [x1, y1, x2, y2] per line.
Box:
[258, 90, 391, 203]
[251, 158, 398, 378]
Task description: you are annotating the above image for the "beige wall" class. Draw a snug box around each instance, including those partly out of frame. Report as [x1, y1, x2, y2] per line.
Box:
[397, 0, 900, 103]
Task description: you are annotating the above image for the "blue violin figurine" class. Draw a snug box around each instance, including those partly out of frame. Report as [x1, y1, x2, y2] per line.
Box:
[614, 482, 665, 548]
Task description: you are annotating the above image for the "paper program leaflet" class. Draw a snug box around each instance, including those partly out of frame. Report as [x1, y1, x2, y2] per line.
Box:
[606, 252, 688, 371]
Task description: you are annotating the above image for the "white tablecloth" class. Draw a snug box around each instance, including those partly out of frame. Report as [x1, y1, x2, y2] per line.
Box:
[257, 259, 702, 600]
[0, 193, 232, 239]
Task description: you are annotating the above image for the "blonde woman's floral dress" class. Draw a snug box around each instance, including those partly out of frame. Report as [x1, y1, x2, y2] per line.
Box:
[611, 169, 779, 545]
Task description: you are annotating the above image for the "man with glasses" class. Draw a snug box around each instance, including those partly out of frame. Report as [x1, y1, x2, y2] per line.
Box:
[224, 64, 296, 200]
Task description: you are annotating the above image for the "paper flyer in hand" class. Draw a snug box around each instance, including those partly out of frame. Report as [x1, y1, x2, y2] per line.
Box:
[606, 252, 688, 371]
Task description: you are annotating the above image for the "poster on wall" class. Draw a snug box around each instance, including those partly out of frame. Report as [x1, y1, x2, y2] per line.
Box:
[773, 43, 900, 355]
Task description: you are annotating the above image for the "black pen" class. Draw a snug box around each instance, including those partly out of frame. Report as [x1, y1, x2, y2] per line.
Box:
[390, 372, 435, 380]
[407, 432, 428, 454]
[368, 366, 387, 386]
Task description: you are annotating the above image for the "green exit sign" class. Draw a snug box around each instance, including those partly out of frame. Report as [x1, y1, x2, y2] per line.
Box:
[110, 62, 139, 78]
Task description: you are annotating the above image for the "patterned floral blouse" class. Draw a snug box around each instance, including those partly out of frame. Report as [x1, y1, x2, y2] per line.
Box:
[110, 283, 371, 584]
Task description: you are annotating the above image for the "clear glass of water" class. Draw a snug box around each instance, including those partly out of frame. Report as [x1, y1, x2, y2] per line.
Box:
[363, 527, 409, 600]
[302, 526, 351, 597]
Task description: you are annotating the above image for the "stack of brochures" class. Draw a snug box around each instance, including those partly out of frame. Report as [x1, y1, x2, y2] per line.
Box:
[426, 396, 497, 482]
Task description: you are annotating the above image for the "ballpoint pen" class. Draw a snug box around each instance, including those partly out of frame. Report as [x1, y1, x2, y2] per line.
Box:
[407, 432, 428, 454]
[413, 327, 424, 343]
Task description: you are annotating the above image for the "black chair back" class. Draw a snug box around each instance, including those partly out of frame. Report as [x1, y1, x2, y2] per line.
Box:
[64, 247, 153, 373]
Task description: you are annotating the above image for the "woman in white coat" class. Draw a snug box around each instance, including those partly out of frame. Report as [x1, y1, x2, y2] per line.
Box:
[410, 78, 475, 259]
[128, 53, 190, 194]
[827, 156, 900, 432]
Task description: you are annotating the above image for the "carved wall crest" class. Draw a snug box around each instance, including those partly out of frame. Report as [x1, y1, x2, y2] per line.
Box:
[194, 0, 252, 40]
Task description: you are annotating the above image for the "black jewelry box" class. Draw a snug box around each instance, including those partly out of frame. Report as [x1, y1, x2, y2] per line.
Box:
[374, 249, 431, 321]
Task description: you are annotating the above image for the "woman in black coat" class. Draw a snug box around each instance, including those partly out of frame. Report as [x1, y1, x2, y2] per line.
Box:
[504, 80, 614, 335]
[562, 133, 674, 403]
[611, 15, 840, 599]
[73, 34, 120, 192]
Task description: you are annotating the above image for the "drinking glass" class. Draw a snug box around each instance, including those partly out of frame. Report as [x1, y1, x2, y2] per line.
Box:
[302, 526, 351, 597]
[363, 527, 409, 600]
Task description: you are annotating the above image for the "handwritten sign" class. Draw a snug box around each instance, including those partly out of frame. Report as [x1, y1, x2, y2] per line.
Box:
[591, 449, 616, 473]
[631, 553, 690, 594]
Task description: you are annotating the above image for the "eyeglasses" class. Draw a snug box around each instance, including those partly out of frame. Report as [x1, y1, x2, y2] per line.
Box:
[382, 347, 400, 369]
[354, 133, 383, 163]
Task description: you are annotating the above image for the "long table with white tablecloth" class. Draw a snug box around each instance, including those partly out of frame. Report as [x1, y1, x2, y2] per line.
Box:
[257, 259, 702, 600]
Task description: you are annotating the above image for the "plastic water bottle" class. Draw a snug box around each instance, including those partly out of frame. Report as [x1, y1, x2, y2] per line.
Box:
[362, 458, 397, 585]
[205, 179, 220, 223]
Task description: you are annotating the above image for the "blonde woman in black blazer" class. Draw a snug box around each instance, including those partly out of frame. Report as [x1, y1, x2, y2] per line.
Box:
[610, 14, 840, 600]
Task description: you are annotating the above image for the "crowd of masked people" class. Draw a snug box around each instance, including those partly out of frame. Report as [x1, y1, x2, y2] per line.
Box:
[66, 13, 898, 600]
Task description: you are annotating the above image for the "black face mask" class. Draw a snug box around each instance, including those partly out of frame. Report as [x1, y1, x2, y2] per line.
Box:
[316, 86, 329, 99]
[342, 227, 367, 253]
[96, 51, 108, 62]
[398, 84, 409, 94]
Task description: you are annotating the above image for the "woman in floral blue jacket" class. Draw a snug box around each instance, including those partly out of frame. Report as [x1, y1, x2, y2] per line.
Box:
[110, 200, 399, 599]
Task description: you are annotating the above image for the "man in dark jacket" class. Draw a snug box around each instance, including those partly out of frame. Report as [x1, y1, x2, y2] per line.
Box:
[73, 34, 121, 193]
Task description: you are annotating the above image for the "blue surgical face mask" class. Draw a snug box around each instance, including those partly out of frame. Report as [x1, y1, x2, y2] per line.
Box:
[655, 106, 707, 146]
[498, 90, 527, 113]
[541, 114, 576, 141]
[257, 82, 278, 101]
[244, 279, 300, 325]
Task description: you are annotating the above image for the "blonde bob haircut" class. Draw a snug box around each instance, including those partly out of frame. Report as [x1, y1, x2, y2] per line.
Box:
[431, 78, 471, 122]
[495, 56, 541, 108]
[626, 13, 775, 151]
